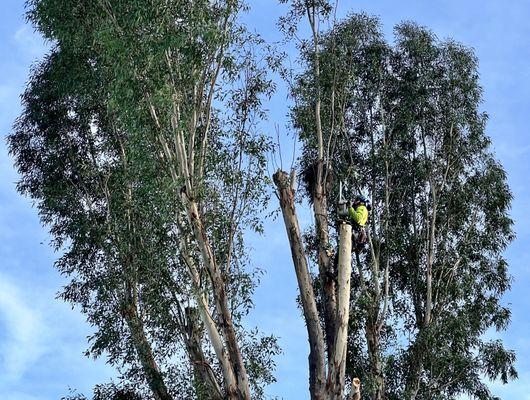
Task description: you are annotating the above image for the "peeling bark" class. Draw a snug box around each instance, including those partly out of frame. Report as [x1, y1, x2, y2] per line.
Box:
[183, 307, 224, 400]
[313, 176, 338, 358]
[185, 200, 251, 399]
[178, 230, 238, 399]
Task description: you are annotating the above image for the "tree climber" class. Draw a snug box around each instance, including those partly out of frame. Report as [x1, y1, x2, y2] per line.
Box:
[348, 195, 370, 252]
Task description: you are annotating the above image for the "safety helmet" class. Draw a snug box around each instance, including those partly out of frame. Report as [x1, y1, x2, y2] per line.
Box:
[354, 195, 371, 210]
[355, 195, 369, 204]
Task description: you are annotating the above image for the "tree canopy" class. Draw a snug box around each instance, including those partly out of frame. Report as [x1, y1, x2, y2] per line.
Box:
[9, 1, 516, 400]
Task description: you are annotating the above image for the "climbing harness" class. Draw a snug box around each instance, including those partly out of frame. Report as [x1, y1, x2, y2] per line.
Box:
[352, 225, 367, 253]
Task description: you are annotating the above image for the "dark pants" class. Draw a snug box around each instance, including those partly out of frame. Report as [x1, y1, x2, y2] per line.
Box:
[353, 225, 367, 252]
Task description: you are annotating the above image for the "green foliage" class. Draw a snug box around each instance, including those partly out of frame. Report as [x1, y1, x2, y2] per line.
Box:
[11, 1, 517, 398]
[12, 0, 279, 398]
[61, 383, 145, 400]
[290, 13, 516, 400]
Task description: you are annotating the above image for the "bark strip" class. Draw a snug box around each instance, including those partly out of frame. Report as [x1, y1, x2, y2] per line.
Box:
[313, 177, 338, 358]
[178, 215, 242, 399]
[183, 307, 224, 400]
[185, 200, 251, 399]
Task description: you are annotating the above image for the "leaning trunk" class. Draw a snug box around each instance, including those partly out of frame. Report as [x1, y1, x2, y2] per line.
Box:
[185, 199, 251, 399]
[273, 170, 327, 400]
[184, 307, 224, 400]
[122, 296, 173, 400]
[177, 224, 240, 399]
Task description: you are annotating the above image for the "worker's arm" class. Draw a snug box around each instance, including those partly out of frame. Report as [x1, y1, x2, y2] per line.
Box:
[348, 206, 361, 224]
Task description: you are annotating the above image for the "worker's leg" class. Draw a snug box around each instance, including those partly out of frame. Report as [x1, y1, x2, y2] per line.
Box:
[359, 227, 367, 244]
[354, 227, 367, 253]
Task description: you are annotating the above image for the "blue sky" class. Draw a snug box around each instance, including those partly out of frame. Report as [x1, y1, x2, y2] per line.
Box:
[1, 1, 529, 399]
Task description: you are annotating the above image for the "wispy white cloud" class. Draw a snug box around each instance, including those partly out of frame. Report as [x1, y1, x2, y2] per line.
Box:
[12, 26, 47, 59]
[0, 275, 48, 382]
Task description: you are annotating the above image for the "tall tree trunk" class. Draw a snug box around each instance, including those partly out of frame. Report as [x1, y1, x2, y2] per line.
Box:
[328, 222, 352, 399]
[177, 224, 239, 399]
[192, 288, 240, 399]
[365, 321, 385, 400]
[273, 170, 326, 400]
[313, 171, 338, 357]
[183, 307, 224, 400]
[185, 199, 251, 399]
[122, 290, 173, 400]
[307, 0, 337, 358]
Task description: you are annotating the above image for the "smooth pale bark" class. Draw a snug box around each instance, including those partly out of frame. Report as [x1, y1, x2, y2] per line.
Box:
[156, 102, 250, 398]
[192, 289, 238, 399]
[425, 198, 437, 326]
[328, 222, 352, 399]
[163, 95, 250, 398]
[157, 117, 250, 397]
[273, 170, 326, 400]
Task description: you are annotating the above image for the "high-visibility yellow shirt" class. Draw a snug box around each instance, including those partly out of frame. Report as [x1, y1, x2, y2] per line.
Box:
[348, 204, 368, 227]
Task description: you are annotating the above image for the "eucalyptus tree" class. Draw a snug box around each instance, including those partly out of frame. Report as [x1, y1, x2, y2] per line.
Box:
[11, 1, 278, 399]
[382, 23, 517, 400]
[281, 7, 517, 400]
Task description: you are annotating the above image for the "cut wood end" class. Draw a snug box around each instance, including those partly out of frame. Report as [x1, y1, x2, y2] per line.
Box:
[349, 377, 361, 400]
